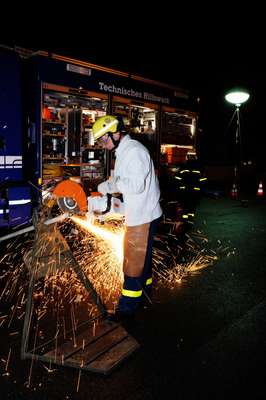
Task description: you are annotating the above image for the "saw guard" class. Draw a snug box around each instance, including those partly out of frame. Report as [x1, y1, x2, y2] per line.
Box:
[53, 180, 87, 213]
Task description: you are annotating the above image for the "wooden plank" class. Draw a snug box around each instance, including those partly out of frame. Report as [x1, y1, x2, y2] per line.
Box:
[25, 330, 139, 375]
[88, 336, 140, 374]
[67, 325, 128, 366]
[44, 320, 117, 360]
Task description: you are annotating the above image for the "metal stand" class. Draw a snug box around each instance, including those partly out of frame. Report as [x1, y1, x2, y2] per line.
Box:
[233, 105, 241, 188]
[227, 105, 242, 196]
[21, 220, 139, 375]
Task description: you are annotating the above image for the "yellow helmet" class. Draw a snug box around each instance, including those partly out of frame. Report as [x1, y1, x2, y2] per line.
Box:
[92, 115, 120, 141]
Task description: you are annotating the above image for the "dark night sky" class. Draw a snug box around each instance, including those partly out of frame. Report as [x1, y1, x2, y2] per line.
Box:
[3, 7, 265, 167]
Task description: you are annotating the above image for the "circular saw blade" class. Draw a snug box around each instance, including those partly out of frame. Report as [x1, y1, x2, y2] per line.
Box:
[57, 197, 80, 213]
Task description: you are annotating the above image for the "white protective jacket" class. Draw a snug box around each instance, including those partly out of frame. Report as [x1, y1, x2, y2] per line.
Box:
[113, 135, 162, 226]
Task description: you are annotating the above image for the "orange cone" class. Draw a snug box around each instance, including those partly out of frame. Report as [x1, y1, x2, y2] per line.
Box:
[230, 183, 238, 199]
[257, 181, 264, 197]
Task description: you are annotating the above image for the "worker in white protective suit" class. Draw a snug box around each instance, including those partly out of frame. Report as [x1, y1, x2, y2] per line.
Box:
[92, 115, 162, 322]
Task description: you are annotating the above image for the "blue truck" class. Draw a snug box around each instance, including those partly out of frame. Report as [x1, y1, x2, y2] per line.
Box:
[0, 45, 198, 229]
[0, 48, 32, 228]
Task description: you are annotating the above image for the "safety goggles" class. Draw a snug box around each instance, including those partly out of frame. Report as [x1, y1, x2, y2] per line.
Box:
[99, 134, 110, 144]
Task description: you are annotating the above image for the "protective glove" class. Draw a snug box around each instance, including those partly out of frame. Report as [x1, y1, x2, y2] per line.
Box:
[97, 177, 119, 195]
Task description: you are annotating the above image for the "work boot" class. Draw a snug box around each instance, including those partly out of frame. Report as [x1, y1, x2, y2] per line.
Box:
[107, 310, 136, 331]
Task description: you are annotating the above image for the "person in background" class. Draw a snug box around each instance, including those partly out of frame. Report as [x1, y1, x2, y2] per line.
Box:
[92, 115, 162, 322]
[174, 157, 207, 228]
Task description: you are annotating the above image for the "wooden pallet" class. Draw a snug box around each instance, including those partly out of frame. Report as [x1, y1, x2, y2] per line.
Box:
[24, 319, 139, 375]
[21, 223, 139, 375]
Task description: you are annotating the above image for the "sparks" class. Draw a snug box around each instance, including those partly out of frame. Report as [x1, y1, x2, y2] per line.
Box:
[71, 216, 125, 264]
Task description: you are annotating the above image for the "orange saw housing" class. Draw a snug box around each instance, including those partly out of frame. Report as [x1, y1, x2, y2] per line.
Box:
[53, 180, 88, 213]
